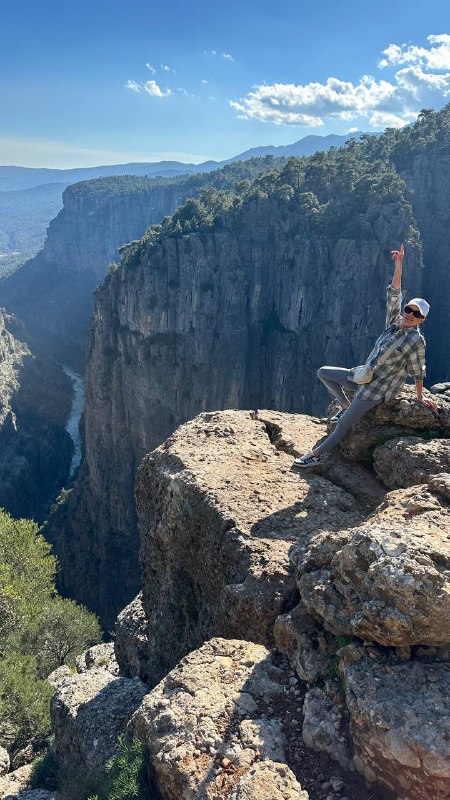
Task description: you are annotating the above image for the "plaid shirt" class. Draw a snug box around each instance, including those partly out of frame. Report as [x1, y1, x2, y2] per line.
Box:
[351, 285, 426, 402]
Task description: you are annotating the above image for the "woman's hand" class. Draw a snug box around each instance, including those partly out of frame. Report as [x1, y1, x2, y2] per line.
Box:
[391, 242, 404, 265]
[417, 397, 439, 410]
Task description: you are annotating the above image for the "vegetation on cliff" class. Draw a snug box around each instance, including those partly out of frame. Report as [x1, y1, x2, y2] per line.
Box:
[118, 103, 450, 272]
[0, 508, 101, 754]
[66, 155, 282, 200]
[118, 141, 418, 272]
[87, 738, 152, 800]
[358, 104, 450, 169]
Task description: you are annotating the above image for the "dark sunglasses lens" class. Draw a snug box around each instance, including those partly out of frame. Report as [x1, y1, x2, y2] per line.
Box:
[404, 305, 423, 318]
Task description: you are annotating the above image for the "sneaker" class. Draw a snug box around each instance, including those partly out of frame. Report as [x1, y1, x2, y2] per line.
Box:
[293, 453, 321, 468]
[330, 407, 347, 424]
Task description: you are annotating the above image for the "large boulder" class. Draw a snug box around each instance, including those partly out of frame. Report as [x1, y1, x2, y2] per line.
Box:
[291, 480, 450, 646]
[339, 645, 450, 800]
[50, 664, 147, 795]
[136, 410, 364, 685]
[373, 436, 450, 489]
[339, 387, 450, 462]
[114, 594, 150, 680]
[131, 637, 308, 800]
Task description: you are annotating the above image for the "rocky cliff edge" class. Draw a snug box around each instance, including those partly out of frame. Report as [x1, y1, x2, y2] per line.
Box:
[45, 393, 450, 800]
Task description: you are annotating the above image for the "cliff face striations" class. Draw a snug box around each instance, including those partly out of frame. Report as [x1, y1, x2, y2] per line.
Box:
[0, 179, 188, 366]
[403, 153, 450, 384]
[45, 194, 422, 625]
[0, 310, 73, 522]
[0, 161, 275, 368]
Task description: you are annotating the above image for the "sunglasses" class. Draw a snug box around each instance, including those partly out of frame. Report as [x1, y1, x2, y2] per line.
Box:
[403, 305, 424, 319]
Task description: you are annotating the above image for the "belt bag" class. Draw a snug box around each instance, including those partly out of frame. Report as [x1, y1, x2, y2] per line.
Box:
[352, 334, 404, 385]
[352, 364, 374, 384]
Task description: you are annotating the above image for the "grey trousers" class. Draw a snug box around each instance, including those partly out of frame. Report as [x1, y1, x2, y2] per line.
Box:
[315, 366, 379, 456]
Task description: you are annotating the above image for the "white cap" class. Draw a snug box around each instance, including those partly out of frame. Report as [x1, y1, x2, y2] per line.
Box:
[407, 297, 430, 318]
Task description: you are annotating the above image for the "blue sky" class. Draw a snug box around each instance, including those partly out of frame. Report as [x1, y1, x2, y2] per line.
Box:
[1, 0, 450, 167]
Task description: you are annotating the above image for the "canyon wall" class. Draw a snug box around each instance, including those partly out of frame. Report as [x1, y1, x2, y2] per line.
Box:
[0, 178, 188, 367]
[0, 162, 273, 368]
[403, 153, 450, 383]
[0, 310, 73, 522]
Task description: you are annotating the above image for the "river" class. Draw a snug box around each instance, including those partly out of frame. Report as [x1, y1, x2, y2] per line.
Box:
[63, 366, 85, 476]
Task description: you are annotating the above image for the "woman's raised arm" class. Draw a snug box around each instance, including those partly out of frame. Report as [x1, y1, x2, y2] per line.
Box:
[390, 242, 404, 289]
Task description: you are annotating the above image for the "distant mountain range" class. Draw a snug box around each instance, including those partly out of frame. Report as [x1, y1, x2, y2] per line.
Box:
[0, 131, 371, 275]
[0, 132, 365, 192]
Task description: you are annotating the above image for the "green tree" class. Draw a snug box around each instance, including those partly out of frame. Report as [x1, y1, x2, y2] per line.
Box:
[14, 598, 102, 678]
[0, 508, 101, 755]
[0, 511, 56, 647]
[0, 654, 53, 751]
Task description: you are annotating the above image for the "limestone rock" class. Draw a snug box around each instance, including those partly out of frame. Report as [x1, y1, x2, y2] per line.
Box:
[46, 666, 73, 691]
[50, 667, 147, 789]
[258, 409, 387, 513]
[373, 436, 450, 489]
[228, 761, 308, 800]
[136, 410, 364, 684]
[302, 688, 352, 769]
[0, 748, 9, 776]
[340, 646, 450, 800]
[131, 637, 308, 800]
[374, 476, 450, 524]
[274, 603, 335, 685]
[0, 765, 34, 799]
[114, 594, 150, 680]
[339, 387, 450, 462]
[431, 382, 450, 395]
[428, 472, 450, 503]
[75, 642, 118, 676]
[292, 482, 450, 646]
[1, 790, 58, 800]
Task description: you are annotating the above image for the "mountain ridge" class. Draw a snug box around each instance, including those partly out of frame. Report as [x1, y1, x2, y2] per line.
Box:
[0, 132, 364, 192]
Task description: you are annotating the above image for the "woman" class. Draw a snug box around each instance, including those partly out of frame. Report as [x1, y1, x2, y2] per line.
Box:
[294, 244, 438, 468]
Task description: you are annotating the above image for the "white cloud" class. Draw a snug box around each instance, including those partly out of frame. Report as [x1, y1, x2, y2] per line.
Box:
[230, 33, 450, 129]
[201, 79, 208, 85]
[222, 52, 234, 62]
[230, 76, 396, 126]
[395, 64, 450, 99]
[369, 111, 412, 128]
[347, 127, 360, 133]
[145, 63, 156, 74]
[204, 50, 217, 56]
[379, 34, 450, 70]
[177, 87, 188, 95]
[161, 64, 171, 71]
[125, 80, 141, 92]
[144, 80, 172, 97]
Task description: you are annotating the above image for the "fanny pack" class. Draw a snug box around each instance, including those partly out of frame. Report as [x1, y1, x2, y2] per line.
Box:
[352, 334, 403, 385]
